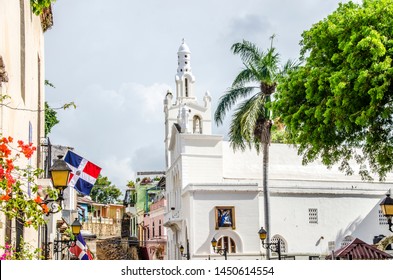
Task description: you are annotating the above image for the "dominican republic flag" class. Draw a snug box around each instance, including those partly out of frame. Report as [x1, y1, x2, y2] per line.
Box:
[69, 233, 93, 260]
[64, 150, 101, 196]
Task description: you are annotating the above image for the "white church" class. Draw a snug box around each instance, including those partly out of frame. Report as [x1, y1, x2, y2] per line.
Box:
[162, 40, 393, 260]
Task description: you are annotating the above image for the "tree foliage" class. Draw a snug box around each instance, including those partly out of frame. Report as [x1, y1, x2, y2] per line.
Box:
[44, 80, 76, 136]
[274, 0, 393, 181]
[90, 175, 122, 204]
[214, 37, 296, 151]
[30, 0, 56, 15]
[44, 102, 59, 136]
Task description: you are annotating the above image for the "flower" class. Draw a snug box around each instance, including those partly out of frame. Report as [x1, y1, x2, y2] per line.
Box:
[34, 196, 43, 204]
[0, 193, 11, 201]
[17, 140, 37, 159]
[41, 203, 49, 214]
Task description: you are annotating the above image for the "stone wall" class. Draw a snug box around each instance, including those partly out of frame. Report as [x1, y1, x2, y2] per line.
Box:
[95, 237, 139, 260]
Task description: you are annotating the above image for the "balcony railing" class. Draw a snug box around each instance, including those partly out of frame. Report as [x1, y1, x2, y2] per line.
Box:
[86, 216, 115, 224]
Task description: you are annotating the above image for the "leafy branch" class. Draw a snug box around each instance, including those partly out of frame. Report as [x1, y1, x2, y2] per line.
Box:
[30, 0, 56, 16]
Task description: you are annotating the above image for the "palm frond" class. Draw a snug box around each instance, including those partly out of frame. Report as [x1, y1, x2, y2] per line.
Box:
[228, 93, 265, 151]
[231, 40, 264, 64]
[232, 67, 256, 87]
[214, 86, 257, 125]
[281, 59, 301, 75]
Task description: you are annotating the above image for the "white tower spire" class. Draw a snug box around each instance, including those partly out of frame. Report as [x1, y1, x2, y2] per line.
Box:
[177, 38, 191, 76]
[175, 39, 196, 102]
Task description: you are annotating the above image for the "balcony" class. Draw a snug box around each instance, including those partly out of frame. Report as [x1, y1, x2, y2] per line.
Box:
[125, 205, 137, 215]
[163, 208, 183, 231]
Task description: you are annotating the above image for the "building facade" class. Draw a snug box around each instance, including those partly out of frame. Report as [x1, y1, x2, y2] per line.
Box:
[123, 172, 167, 259]
[163, 41, 393, 260]
[0, 0, 53, 254]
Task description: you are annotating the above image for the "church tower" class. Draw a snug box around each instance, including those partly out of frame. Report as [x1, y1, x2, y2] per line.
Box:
[164, 40, 213, 167]
[175, 39, 196, 102]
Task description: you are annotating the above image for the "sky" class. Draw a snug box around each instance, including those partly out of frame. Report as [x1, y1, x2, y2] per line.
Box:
[44, 0, 358, 190]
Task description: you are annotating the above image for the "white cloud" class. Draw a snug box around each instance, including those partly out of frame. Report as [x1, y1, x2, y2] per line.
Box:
[47, 82, 170, 187]
[45, 0, 355, 188]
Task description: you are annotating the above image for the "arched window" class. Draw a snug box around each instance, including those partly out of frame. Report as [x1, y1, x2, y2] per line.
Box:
[271, 235, 287, 255]
[217, 236, 236, 253]
[185, 78, 188, 97]
[193, 116, 202, 134]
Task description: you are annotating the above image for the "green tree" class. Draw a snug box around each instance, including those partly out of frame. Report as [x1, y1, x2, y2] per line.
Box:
[44, 80, 76, 136]
[126, 180, 135, 188]
[44, 101, 59, 136]
[90, 175, 122, 204]
[274, 0, 393, 181]
[30, 0, 56, 15]
[214, 37, 295, 259]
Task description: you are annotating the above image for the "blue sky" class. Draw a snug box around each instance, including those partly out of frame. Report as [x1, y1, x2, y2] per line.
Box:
[44, 0, 358, 189]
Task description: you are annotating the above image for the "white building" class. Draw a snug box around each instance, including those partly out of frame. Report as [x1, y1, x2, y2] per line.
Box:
[163, 40, 393, 260]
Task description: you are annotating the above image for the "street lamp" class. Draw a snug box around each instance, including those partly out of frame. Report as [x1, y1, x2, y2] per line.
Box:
[179, 239, 190, 260]
[53, 218, 82, 255]
[380, 193, 393, 233]
[49, 155, 72, 197]
[179, 245, 189, 259]
[211, 237, 228, 260]
[39, 155, 72, 215]
[258, 227, 282, 260]
[41, 155, 72, 259]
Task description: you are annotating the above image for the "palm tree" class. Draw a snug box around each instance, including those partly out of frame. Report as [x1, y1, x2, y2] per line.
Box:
[215, 36, 296, 259]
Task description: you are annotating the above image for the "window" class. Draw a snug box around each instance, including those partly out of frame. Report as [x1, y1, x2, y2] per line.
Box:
[185, 78, 188, 97]
[217, 236, 236, 253]
[271, 235, 286, 254]
[147, 228, 150, 239]
[378, 210, 388, 225]
[152, 222, 155, 237]
[159, 220, 162, 236]
[341, 236, 354, 247]
[215, 206, 235, 229]
[308, 208, 318, 224]
[193, 116, 202, 134]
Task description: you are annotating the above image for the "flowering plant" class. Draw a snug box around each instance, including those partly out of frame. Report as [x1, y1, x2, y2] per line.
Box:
[0, 135, 53, 229]
[0, 238, 42, 260]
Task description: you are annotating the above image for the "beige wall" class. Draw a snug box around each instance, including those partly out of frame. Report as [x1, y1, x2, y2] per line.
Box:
[0, 0, 46, 250]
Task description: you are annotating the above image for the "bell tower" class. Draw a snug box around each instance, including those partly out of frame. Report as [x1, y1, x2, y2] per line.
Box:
[175, 39, 196, 102]
[164, 40, 213, 167]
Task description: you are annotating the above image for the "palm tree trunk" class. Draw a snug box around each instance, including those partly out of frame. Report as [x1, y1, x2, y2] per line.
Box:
[262, 141, 271, 259]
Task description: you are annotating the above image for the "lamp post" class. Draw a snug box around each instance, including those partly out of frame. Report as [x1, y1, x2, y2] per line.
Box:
[211, 237, 228, 260]
[41, 155, 72, 259]
[179, 240, 190, 260]
[258, 227, 281, 260]
[53, 218, 82, 256]
[179, 245, 188, 259]
[39, 155, 72, 215]
[380, 193, 393, 233]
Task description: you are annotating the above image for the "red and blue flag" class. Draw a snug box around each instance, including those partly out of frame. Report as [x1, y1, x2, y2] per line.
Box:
[64, 150, 101, 196]
[69, 233, 94, 260]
